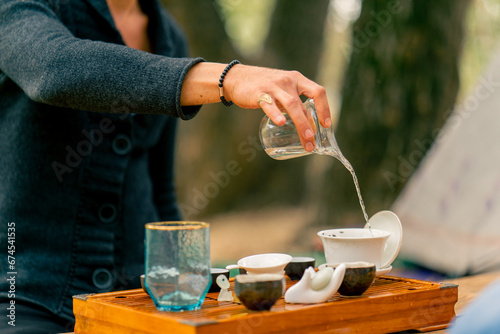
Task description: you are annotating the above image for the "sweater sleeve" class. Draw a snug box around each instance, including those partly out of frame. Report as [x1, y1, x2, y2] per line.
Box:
[0, 0, 204, 120]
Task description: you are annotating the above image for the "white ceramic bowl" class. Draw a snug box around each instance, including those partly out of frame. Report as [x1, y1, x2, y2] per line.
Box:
[226, 253, 292, 275]
[317, 228, 390, 269]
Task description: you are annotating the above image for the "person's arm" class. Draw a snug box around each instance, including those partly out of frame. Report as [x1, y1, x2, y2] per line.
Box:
[0, 0, 203, 119]
[181, 62, 332, 152]
[0, 0, 331, 150]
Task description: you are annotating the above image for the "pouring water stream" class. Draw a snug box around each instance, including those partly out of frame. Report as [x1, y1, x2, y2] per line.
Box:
[260, 99, 373, 235]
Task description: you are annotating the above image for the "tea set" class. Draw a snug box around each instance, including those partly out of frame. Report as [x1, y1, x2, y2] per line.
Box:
[141, 210, 402, 311]
[219, 209, 403, 309]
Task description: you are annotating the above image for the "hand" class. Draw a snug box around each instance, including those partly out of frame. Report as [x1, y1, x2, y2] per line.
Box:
[225, 65, 332, 152]
[181, 62, 332, 151]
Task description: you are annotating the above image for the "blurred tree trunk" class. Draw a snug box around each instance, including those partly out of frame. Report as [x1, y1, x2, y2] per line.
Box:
[262, 0, 330, 79]
[163, 0, 237, 61]
[248, 0, 331, 211]
[163, 0, 330, 218]
[161, 0, 242, 219]
[313, 0, 470, 227]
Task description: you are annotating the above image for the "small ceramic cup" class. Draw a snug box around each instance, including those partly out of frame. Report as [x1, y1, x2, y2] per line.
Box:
[284, 257, 316, 280]
[234, 274, 284, 311]
[226, 253, 292, 275]
[209, 268, 230, 292]
[325, 262, 376, 296]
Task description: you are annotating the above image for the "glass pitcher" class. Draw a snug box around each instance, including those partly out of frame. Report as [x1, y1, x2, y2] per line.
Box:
[259, 99, 345, 161]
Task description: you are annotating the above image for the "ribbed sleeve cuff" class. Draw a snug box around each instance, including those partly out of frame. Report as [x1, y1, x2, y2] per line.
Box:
[174, 57, 205, 120]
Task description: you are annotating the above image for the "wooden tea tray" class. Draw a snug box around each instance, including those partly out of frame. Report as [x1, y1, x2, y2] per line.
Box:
[73, 276, 458, 334]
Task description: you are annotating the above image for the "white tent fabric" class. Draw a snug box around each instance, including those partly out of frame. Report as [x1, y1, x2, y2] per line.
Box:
[392, 47, 500, 277]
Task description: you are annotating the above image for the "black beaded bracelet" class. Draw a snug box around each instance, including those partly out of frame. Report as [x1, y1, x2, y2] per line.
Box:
[218, 60, 240, 107]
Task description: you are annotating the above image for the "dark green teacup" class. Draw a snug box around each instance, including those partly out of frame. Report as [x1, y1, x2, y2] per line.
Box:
[234, 274, 284, 311]
[326, 262, 376, 296]
[284, 257, 316, 280]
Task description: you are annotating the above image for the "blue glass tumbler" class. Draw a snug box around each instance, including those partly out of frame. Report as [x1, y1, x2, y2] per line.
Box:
[145, 222, 211, 311]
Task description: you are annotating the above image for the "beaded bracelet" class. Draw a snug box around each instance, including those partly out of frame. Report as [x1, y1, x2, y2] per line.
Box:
[218, 60, 240, 107]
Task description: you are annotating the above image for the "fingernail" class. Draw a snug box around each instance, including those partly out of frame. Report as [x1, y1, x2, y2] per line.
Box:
[325, 118, 332, 127]
[305, 129, 314, 139]
[276, 115, 286, 124]
[306, 142, 314, 151]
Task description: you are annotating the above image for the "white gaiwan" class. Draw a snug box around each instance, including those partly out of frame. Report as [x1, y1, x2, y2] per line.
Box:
[317, 210, 403, 270]
[284, 263, 346, 304]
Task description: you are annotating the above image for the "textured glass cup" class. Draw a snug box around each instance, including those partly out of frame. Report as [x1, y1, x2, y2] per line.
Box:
[145, 222, 211, 311]
[259, 98, 344, 160]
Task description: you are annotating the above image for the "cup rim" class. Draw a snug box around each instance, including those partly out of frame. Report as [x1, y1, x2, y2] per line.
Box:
[289, 256, 316, 263]
[317, 228, 390, 239]
[237, 253, 292, 268]
[211, 268, 230, 274]
[145, 221, 209, 230]
[235, 274, 284, 283]
[324, 261, 376, 269]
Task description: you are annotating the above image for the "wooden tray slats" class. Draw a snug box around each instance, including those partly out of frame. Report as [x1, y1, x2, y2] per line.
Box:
[73, 276, 458, 334]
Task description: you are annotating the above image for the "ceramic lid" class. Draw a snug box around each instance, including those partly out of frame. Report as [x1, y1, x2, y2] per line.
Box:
[364, 210, 403, 269]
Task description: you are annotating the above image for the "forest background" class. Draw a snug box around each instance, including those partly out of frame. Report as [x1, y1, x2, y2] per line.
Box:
[162, 0, 500, 264]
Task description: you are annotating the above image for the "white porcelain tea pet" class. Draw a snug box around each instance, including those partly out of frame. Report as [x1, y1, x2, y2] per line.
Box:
[284, 263, 346, 304]
[216, 274, 233, 302]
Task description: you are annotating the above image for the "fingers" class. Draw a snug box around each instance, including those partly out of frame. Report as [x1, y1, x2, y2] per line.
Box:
[298, 77, 332, 129]
[258, 92, 314, 151]
[269, 89, 316, 152]
[258, 95, 286, 126]
[229, 65, 331, 152]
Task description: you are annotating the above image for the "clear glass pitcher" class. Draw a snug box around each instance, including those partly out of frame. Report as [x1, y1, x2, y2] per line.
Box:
[259, 99, 345, 161]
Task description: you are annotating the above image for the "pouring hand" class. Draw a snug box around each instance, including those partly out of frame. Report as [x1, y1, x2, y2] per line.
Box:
[181, 62, 332, 152]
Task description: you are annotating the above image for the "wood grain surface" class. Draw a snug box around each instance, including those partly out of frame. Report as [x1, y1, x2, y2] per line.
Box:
[71, 276, 458, 334]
